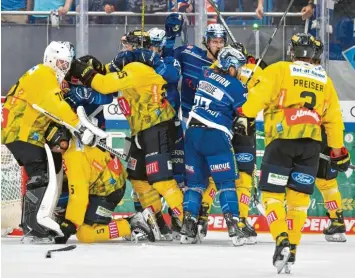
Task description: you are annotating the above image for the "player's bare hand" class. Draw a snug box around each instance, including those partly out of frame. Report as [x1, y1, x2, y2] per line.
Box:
[58, 6, 69, 16]
[301, 5, 313, 20]
[255, 4, 264, 19]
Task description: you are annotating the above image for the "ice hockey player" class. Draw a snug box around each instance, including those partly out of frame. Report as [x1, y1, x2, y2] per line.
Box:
[311, 38, 348, 242]
[1, 41, 98, 243]
[198, 42, 262, 244]
[238, 33, 350, 273]
[44, 122, 155, 243]
[180, 46, 247, 246]
[68, 42, 185, 241]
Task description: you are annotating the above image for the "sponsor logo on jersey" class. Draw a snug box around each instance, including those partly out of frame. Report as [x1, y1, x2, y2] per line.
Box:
[117, 97, 131, 116]
[1, 108, 9, 128]
[146, 161, 159, 175]
[92, 160, 104, 172]
[267, 173, 289, 186]
[236, 153, 254, 163]
[208, 72, 231, 87]
[240, 193, 250, 205]
[167, 160, 173, 170]
[266, 211, 278, 225]
[198, 80, 224, 101]
[210, 162, 231, 172]
[107, 158, 121, 175]
[127, 157, 137, 170]
[209, 188, 217, 199]
[172, 150, 184, 156]
[287, 219, 293, 230]
[290, 64, 327, 83]
[325, 200, 338, 210]
[284, 108, 321, 126]
[108, 221, 119, 239]
[96, 206, 113, 218]
[291, 172, 315, 185]
[172, 207, 181, 216]
[185, 164, 195, 173]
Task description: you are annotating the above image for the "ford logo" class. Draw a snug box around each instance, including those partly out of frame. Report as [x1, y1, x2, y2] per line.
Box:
[291, 172, 315, 185]
[236, 153, 254, 162]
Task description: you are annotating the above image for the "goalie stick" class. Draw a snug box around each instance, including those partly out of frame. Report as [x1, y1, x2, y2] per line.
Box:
[32, 104, 127, 161]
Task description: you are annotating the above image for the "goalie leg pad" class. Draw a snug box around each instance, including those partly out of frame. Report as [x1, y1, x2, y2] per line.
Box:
[84, 185, 126, 225]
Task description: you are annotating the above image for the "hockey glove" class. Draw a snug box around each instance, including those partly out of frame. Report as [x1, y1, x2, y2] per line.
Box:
[78, 55, 106, 74]
[55, 219, 77, 244]
[74, 124, 98, 147]
[69, 59, 97, 86]
[110, 51, 135, 71]
[165, 13, 183, 38]
[233, 116, 255, 136]
[330, 147, 350, 172]
[133, 49, 161, 68]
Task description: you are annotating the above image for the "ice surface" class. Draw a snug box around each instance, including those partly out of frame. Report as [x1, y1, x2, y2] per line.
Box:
[2, 233, 354, 278]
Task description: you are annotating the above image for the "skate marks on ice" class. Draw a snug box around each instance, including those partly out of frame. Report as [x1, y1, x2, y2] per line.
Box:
[2, 233, 354, 278]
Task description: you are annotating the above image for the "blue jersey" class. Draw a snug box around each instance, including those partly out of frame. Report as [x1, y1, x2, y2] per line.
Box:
[188, 68, 247, 138]
[64, 85, 115, 128]
[173, 45, 214, 118]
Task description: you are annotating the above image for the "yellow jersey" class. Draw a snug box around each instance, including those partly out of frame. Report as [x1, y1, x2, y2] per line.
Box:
[242, 61, 344, 148]
[2, 64, 79, 147]
[91, 62, 176, 135]
[63, 140, 128, 227]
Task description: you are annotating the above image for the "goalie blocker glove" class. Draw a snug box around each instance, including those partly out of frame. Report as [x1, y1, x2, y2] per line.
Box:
[55, 220, 77, 244]
[330, 147, 350, 172]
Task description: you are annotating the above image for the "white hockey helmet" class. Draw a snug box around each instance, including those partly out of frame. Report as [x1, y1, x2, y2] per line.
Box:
[43, 41, 75, 83]
[148, 27, 166, 49]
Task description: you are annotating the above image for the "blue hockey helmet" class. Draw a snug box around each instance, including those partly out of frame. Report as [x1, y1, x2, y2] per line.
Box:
[203, 23, 228, 45]
[148, 28, 167, 49]
[216, 46, 246, 71]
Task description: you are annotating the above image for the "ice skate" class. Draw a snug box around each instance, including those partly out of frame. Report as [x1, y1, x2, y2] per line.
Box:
[323, 211, 347, 242]
[224, 213, 245, 247]
[180, 212, 198, 244]
[238, 217, 257, 244]
[127, 212, 155, 242]
[284, 244, 297, 274]
[273, 232, 291, 274]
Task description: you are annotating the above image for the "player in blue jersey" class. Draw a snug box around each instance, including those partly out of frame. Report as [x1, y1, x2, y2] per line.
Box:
[180, 46, 248, 246]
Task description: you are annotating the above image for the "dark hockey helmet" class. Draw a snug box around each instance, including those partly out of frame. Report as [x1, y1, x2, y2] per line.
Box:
[45, 122, 72, 151]
[125, 30, 151, 49]
[290, 33, 316, 59]
[313, 38, 324, 62]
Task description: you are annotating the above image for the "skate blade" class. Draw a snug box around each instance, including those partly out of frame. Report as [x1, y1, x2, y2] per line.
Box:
[231, 236, 245, 247]
[131, 232, 148, 243]
[172, 231, 181, 241]
[325, 233, 347, 242]
[274, 247, 291, 274]
[244, 236, 257, 245]
[197, 225, 207, 242]
[21, 236, 54, 244]
[284, 262, 293, 274]
[180, 235, 197, 244]
[160, 234, 173, 241]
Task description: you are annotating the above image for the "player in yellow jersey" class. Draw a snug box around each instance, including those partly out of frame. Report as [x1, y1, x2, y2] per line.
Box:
[44, 123, 154, 244]
[311, 39, 347, 242]
[68, 44, 184, 241]
[238, 33, 350, 273]
[1, 41, 98, 243]
[198, 43, 262, 244]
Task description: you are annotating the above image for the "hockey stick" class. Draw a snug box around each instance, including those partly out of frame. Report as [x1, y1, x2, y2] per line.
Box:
[45, 245, 77, 258]
[252, 164, 266, 216]
[32, 104, 127, 161]
[141, 0, 145, 47]
[245, 0, 295, 85]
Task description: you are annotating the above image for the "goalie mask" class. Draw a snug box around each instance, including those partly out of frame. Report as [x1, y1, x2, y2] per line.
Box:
[44, 41, 75, 83]
[45, 122, 72, 152]
[289, 33, 316, 60]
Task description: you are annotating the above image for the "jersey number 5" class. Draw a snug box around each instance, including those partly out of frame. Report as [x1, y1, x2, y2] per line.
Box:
[300, 91, 316, 110]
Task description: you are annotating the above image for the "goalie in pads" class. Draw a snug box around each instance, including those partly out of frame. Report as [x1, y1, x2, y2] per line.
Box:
[44, 122, 155, 244]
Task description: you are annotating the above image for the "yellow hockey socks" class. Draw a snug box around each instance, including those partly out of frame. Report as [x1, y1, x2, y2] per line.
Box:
[316, 178, 342, 218]
[76, 219, 131, 243]
[131, 179, 162, 213]
[201, 176, 217, 214]
[153, 179, 184, 222]
[285, 189, 310, 245]
[261, 191, 287, 241]
[236, 172, 252, 218]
